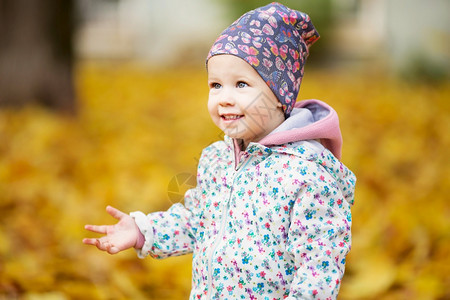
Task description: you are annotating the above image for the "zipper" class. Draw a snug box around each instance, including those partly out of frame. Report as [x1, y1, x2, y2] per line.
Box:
[205, 155, 254, 299]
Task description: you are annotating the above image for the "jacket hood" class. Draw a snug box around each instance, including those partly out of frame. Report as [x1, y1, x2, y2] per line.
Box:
[302, 144, 356, 206]
[258, 99, 343, 159]
[231, 99, 354, 204]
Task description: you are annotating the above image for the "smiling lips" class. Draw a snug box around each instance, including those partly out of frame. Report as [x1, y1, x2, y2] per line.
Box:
[221, 114, 244, 121]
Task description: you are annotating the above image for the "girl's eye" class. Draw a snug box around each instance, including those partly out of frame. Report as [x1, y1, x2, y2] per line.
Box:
[211, 83, 222, 89]
[237, 81, 248, 88]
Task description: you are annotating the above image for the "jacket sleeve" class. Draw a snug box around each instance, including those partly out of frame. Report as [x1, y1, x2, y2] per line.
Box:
[130, 186, 201, 259]
[286, 180, 352, 299]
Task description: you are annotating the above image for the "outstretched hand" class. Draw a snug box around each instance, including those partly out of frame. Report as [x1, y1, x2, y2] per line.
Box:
[83, 206, 140, 254]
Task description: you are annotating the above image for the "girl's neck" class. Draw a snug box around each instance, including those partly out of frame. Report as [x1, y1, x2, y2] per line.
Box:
[237, 139, 246, 151]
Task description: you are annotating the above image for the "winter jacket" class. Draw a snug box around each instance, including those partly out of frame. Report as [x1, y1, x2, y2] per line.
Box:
[131, 100, 356, 299]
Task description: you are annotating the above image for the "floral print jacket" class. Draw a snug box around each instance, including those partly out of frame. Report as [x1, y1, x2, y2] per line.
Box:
[131, 101, 356, 299]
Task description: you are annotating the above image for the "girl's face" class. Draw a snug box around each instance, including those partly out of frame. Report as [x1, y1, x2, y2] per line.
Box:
[207, 55, 285, 148]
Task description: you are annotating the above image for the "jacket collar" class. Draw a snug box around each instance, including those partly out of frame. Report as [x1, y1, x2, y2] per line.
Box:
[225, 136, 272, 170]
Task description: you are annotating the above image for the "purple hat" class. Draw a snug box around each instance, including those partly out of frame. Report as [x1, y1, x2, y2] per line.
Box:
[206, 2, 320, 117]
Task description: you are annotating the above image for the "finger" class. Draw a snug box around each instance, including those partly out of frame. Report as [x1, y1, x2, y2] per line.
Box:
[106, 205, 127, 221]
[101, 240, 119, 254]
[96, 239, 111, 252]
[84, 224, 108, 234]
[83, 238, 100, 246]
[107, 246, 120, 255]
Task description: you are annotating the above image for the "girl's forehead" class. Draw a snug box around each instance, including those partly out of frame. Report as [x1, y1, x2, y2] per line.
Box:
[207, 55, 256, 77]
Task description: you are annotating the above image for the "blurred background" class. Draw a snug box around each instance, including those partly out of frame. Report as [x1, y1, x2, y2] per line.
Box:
[0, 0, 449, 299]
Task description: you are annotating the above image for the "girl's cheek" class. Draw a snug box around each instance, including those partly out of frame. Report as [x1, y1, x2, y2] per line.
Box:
[207, 98, 218, 117]
[209, 92, 223, 107]
[207, 98, 213, 109]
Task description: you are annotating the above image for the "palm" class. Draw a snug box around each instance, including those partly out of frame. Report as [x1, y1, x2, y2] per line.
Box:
[83, 206, 139, 254]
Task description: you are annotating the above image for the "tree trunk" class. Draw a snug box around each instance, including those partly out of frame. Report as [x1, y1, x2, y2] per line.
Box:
[0, 0, 76, 114]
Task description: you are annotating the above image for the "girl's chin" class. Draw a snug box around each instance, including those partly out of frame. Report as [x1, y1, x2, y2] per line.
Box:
[223, 130, 243, 139]
[223, 130, 252, 141]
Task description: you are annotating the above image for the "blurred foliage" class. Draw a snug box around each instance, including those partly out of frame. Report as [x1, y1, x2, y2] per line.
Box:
[400, 51, 449, 84]
[0, 63, 449, 299]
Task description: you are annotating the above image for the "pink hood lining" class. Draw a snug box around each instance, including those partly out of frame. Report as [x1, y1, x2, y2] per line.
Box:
[234, 99, 343, 160]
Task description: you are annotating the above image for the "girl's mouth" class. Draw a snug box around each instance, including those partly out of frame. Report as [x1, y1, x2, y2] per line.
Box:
[221, 114, 244, 121]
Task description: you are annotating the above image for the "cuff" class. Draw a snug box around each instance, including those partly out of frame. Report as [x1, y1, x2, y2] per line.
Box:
[130, 211, 154, 259]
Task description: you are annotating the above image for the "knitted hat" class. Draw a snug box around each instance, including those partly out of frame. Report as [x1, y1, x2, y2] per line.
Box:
[206, 2, 320, 117]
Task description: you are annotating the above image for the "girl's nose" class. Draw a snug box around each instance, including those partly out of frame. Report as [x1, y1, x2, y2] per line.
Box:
[218, 89, 235, 106]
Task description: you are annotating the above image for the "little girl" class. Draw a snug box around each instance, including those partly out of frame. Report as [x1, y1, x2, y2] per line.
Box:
[83, 3, 356, 299]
